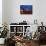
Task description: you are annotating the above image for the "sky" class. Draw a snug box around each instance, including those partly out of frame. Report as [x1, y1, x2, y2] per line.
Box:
[20, 5, 32, 10]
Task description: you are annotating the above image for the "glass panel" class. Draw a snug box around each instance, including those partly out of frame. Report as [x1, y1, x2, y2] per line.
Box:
[0, 0, 2, 27]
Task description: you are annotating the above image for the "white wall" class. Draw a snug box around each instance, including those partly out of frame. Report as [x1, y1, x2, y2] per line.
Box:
[2, 0, 8, 24]
[3, 0, 46, 26]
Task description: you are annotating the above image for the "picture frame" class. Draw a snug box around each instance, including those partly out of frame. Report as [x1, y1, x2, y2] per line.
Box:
[20, 5, 32, 14]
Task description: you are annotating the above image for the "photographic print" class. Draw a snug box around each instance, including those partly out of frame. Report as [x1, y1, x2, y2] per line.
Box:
[20, 5, 32, 14]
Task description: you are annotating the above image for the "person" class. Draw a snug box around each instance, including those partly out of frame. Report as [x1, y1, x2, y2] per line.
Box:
[5, 36, 15, 46]
[26, 24, 37, 39]
[26, 27, 32, 40]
